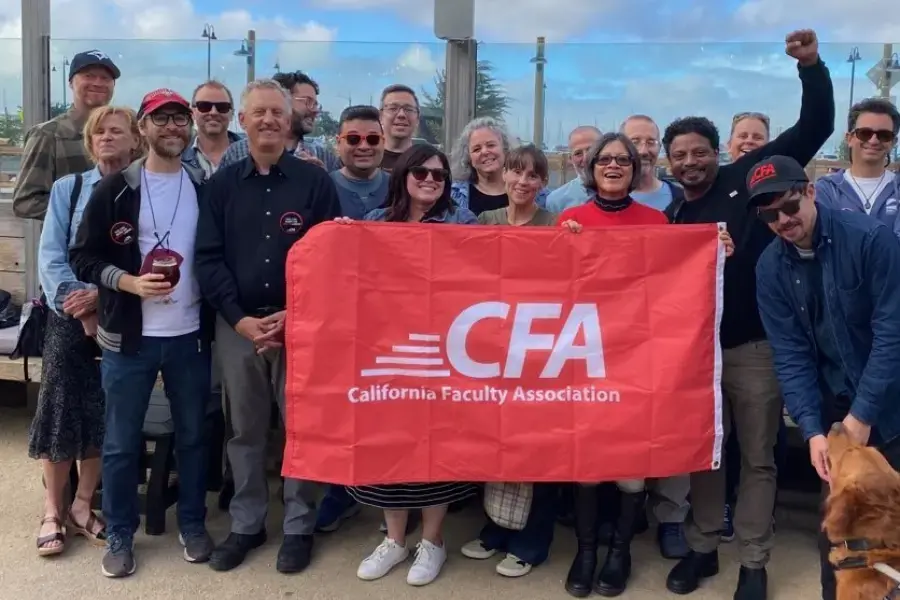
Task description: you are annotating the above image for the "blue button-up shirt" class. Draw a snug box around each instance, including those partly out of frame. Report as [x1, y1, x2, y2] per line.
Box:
[219, 136, 341, 172]
[364, 205, 478, 224]
[38, 167, 100, 315]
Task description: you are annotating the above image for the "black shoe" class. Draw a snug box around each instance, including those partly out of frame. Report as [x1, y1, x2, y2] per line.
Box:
[666, 550, 719, 595]
[217, 479, 234, 512]
[733, 566, 767, 600]
[657, 523, 689, 559]
[208, 531, 267, 572]
[277, 534, 313, 574]
[565, 485, 600, 598]
[595, 491, 643, 597]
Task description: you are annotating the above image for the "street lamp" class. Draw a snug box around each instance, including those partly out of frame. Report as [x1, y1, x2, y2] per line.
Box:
[51, 56, 70, 107]
[273, 60, 281, 72]
[201, 24, 217, 80]
[847, 46, 861, 114]
[233, 32, 256, 83]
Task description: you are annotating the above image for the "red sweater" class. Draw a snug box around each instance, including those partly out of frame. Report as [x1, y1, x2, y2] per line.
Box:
[558, 200, 669, 227]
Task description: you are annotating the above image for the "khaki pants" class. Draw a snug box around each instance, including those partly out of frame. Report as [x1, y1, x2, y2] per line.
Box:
[684, 340, 782, 568]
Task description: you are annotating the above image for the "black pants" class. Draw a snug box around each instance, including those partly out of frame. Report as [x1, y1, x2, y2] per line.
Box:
[819, 432, 900, 600]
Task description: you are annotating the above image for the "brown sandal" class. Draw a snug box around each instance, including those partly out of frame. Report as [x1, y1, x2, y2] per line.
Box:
[36, 516, 66, 557]
[67, 509, 107, 547]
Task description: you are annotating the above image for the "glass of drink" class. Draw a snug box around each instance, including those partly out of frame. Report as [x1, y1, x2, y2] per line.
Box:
[151, 255, 180, 303]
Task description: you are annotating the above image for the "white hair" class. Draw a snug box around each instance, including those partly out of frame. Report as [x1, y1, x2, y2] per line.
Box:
[449, 116, 515, 182]
[239, 79, 291, 113]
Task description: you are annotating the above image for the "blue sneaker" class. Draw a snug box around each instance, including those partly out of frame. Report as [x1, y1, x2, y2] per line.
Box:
[657, 523, 689, 559]
[721, 503, 735, 542]
[315, 486, 361, 533]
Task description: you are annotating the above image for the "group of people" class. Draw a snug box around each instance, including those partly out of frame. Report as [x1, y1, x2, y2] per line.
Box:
[11, 27, 900, 600]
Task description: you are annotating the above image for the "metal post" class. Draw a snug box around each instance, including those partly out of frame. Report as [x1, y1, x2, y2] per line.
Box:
[247, 30, 256, 83]
[880, 44, 894, 98]
[531, 37, 547, 148]
[21, 0, 51, 301]
[443, 39, 477, 151]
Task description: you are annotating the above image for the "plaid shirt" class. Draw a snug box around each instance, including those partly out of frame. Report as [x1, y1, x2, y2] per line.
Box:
[219, 136, 341, 172]
[13, 109, 92, 221]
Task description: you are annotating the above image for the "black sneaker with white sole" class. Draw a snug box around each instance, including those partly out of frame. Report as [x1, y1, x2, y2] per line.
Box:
[101, 533, 136, 578]
[180, 531, 214, 563]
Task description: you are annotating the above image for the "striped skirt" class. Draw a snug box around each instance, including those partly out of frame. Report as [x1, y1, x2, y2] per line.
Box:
[347, 482, 478, 510]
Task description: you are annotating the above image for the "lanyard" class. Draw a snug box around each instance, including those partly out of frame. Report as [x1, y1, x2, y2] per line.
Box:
[142, 167, 184, 250]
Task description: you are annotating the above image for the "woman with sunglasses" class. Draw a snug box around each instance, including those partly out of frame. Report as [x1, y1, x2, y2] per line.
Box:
[559, 133, 733, 598]
[728, 112, 770, 162]
[342, 145, 476, 587]
[449, 117, 549, 215]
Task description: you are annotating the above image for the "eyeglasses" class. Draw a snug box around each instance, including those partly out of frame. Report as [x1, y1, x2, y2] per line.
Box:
[733, 112, 771, 129]
[193, 101, 233, 114]
[853, 128, 896, 144]
[595, 155, 632, 167]
[340, 133, 382, 146]
[149, 112, 191, 127]
[756, 197, 802, 224]
[293, 97, 322, 110]
[629, 138, 659, 149]
[408, 166, 448, 182]
[382, 104, 419, 116]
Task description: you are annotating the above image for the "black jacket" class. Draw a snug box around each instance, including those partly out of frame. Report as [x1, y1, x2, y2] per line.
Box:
[68, 158, 214, 354]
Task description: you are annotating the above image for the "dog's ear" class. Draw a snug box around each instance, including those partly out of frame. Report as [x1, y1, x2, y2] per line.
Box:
[823, 484, 859, 540]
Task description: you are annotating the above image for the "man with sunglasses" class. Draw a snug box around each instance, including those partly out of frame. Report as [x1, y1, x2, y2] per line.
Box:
[815, 98, 900, 240]
[751, 155, 900, 600]
[69, 88, 214, 577]
[327, 105, 390, 219]
[183, 80, 242, 179]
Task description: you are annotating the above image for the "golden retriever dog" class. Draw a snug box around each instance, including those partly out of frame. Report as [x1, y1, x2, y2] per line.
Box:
[823, 425, 900, 599]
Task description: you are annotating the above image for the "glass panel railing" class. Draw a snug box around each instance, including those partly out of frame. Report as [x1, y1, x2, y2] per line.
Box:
[0, 38, 23, 195]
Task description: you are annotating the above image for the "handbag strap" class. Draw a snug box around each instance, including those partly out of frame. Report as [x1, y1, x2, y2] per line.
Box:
[66, 173, 83, 247]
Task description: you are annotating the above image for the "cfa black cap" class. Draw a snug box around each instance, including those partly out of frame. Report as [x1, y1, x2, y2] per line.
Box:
[746, 155, 809, 206]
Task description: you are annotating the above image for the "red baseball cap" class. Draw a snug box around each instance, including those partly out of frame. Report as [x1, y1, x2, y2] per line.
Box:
[138, 88, 190, 118]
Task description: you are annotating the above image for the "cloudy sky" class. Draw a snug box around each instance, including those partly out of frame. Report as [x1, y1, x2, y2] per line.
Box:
[0, 0, 897, 150]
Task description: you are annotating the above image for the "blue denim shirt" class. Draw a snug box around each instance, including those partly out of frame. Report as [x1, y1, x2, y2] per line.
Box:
[756, 204, 900, 444]
[450, 180, 549, 210]
[815, 170, 900, 241]
[364, 205, 478, 224]
[545, 178, 590, 213]
[38, 167, 100, 315]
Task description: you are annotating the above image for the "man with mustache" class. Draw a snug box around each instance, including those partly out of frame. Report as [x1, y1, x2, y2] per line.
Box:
[69, 88, 213, 578]
[621, 115, 684, 212]
[661, 29, 835, 600]
[183, 80, 242, 179]
[219, 71, 340, 172]
[14, 50, 120, 220]
[751, 155, 900, 600]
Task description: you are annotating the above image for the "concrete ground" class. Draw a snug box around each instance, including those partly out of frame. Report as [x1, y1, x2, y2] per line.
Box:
[0, 406, 822, 600]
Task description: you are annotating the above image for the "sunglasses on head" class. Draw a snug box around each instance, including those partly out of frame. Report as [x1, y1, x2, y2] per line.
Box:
[853, 128, 896, 144]
[733, 111, 771, 129]
[149, 112, 191, 127]
[341, 133, 382, 147]
[596, 155, 631, 167]
[194, 101, 232, 114]
[756, 197, 802, 224]
[408, 166, 448, 182]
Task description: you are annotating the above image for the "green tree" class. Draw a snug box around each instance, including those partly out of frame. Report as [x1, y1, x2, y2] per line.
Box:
[421, 60, 511, 142]
[312, 110, 339, 138]
[0, 102, 68, 145]
[838, 138, 851, 162]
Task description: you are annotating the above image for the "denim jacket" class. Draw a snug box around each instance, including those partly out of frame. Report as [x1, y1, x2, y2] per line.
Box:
[38, 167, 100, 315]
[756, 204, 900, 444]
[815, 169, 900, 241]
[364, 205, 478, 224]
[450, 180, 549, 210]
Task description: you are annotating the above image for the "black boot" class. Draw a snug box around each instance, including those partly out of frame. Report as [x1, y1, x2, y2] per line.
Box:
[595, 490, 645, 597]
[565, 484, 600, 598]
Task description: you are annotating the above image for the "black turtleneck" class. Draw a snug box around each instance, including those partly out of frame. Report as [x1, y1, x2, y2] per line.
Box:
[594, 195, 633, 212]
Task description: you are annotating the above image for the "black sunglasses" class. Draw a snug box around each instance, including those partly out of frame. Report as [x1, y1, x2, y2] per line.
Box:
[341, 133, 382, 147]
[194, 101, 233, 114]
[408, 166, 448, 182]
[149, 112, 191, 127]
[596, 155, 632, 167]
[853, 128, 896, 144]
[756, 197, 802, 224]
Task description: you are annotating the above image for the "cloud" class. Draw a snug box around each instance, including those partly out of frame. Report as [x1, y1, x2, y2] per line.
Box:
[734, 0, 900, 42]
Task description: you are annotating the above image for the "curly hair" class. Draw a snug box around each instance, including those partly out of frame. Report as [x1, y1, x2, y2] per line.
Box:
[449, 116, 514, 182]
[662, 116, 720, 157]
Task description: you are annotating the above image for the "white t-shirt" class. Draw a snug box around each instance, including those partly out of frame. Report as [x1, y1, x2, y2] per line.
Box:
[846, 173, 891, 214]
[138, 168, 201, 337]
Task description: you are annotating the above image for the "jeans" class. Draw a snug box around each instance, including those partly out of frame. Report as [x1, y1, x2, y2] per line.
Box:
[101, 333, 211, 539]
[480, 483, 557, 566]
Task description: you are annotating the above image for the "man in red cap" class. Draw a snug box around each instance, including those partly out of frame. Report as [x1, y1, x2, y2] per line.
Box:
[70, 88, 214, 578]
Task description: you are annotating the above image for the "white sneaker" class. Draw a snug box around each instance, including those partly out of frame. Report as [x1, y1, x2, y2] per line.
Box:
[407, 539, 447, 586]
[461, 539, 497, 560]
[496, 553, 533, 577]
[357, 538, 409, 581]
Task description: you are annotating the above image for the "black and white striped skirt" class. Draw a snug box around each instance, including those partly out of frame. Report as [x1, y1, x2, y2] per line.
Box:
[347, 482, 478, 510]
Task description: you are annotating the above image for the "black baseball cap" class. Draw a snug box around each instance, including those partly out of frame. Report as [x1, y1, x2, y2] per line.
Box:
[746, 155, 809, 206]
[69, 50, 121, 81]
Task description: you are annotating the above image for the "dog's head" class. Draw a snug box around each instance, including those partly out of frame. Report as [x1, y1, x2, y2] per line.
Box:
[824, 425, 900, 599]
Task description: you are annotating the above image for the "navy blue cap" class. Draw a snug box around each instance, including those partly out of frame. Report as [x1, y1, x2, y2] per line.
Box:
[69, 50, 121, 81]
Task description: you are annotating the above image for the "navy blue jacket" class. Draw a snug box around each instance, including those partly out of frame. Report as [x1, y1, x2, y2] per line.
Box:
[756, 204, 900, 444]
